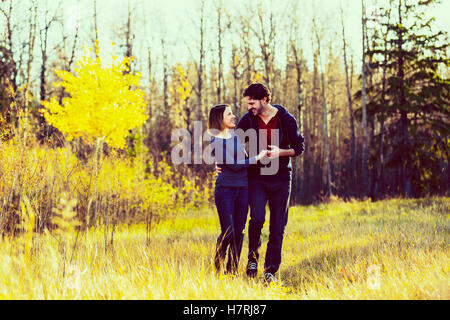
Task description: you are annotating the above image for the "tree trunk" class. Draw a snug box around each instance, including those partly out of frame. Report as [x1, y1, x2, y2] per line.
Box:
[1, 1, 17, 93]
[124, 1, 133, 74]
[24, 0, 37, 110]
[196, 0, 205, 121]
[216, 0, 224, 103]
[341, 6, 356, 197]
[231, 46, 240, 118]
[321, 72, 332, 197]
[292, 42, 304, 203]
[255, 7, 275, 89]
[397, 0, 412, 197]
[361, 0, 369, 197]
[313, 18, 333, 198]
[147, 49, 153, 120]
[93, 0, 99, 58]
[374, 2, 393, 200]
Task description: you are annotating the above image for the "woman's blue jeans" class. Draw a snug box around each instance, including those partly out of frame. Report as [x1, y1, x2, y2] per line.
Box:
[214, 186, 249, 273]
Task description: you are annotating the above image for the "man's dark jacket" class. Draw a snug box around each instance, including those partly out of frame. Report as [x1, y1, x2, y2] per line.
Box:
[236, 104, 305, 180]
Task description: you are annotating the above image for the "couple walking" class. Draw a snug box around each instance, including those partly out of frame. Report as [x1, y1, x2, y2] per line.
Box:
[208, 83, 305, 284]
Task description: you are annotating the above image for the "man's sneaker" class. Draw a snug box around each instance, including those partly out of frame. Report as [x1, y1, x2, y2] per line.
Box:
[264, 272, 277, 285]
[246, 261, 258, 278]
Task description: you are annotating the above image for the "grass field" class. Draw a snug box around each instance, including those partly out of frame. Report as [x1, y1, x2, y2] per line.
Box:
[0, 197, 448, 300]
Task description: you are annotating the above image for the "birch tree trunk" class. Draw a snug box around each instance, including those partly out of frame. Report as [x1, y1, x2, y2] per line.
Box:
[396, 0, 412, 197]
[341, 6, 356, 197]
[38, 1, 59, 141]
[93, 0, 99, 58]
[361, 0, 369, 197]
[313, 19, 333, 197]
[216, 0, 224, 103]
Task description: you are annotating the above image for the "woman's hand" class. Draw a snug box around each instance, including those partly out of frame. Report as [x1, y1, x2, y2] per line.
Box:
[215, 162, 222, 174]
[256, 149, 269, 161]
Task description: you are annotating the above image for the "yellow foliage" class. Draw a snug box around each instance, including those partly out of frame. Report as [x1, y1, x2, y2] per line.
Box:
[169, 64, 193, 129]
[0, 134, 214, 233]
[40, 45, 148, 149]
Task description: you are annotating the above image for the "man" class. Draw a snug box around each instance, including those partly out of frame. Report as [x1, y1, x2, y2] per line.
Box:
[218, 83, 305, 283]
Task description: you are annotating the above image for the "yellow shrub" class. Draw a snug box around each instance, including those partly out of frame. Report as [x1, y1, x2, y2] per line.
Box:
[40, 44, 148, 149]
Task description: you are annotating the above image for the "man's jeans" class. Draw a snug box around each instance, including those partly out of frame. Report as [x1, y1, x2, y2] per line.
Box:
[214, 186, 249, 273]
[248, 177, 291, 274]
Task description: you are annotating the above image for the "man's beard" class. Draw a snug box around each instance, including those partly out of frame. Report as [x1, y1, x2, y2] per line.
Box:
[251, 103, 262, 115]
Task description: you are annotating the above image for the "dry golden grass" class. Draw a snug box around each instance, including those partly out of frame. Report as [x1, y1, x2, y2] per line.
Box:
[0, 197, 448, 300]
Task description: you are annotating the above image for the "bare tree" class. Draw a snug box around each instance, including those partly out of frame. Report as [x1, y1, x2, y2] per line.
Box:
[147, 49, 153, 118]
[361, 0, 369, 197]
[23, 0, 37, 110]
[161, 39, 169, 118]
[240, 16, 253, 86]
[373, 1, 393, 200]
[215, 0, 225, 103]
[193, 0, 206, 121]
[313, 18, 333, 197]
[340, 5, 356, 195]
[288, 0, 306, 201]
[230, 45, 243, 117]
[37, 0, 60, 140]
[0, 0, 17, 93]
[234, 9, 255, 116]
[141, 6, 154, 124]
[57, 7, 79, 105]
[93, 0, 99, 57]
[252, 2, 276, 89]
[395, 0, 412, 197]
[123, 1, 135, 73]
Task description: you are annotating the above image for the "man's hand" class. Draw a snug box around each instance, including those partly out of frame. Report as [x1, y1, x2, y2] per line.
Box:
[267, 145, 281, 159]
[268, 145, 295, 159]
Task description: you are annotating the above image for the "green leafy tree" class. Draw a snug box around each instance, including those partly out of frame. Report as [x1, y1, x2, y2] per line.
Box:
[356, 0, 449, 196]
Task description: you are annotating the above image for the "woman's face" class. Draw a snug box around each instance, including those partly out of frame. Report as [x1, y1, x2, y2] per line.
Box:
[222, 106, 237, 129]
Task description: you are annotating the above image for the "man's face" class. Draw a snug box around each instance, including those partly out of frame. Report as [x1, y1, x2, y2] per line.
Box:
[245, 96, 265, 116]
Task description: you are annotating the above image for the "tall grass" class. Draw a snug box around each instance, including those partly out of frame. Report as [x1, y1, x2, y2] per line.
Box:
[0, 197, 448, 299]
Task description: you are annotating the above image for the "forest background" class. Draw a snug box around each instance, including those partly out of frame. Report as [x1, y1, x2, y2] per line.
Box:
[0, 0, 448, 221]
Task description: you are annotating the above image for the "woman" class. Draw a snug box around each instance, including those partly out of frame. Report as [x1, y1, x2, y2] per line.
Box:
[208, 104, 267, 275]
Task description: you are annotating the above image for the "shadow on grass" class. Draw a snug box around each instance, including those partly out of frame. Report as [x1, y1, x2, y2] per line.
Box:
[279, 242, 387, 291]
